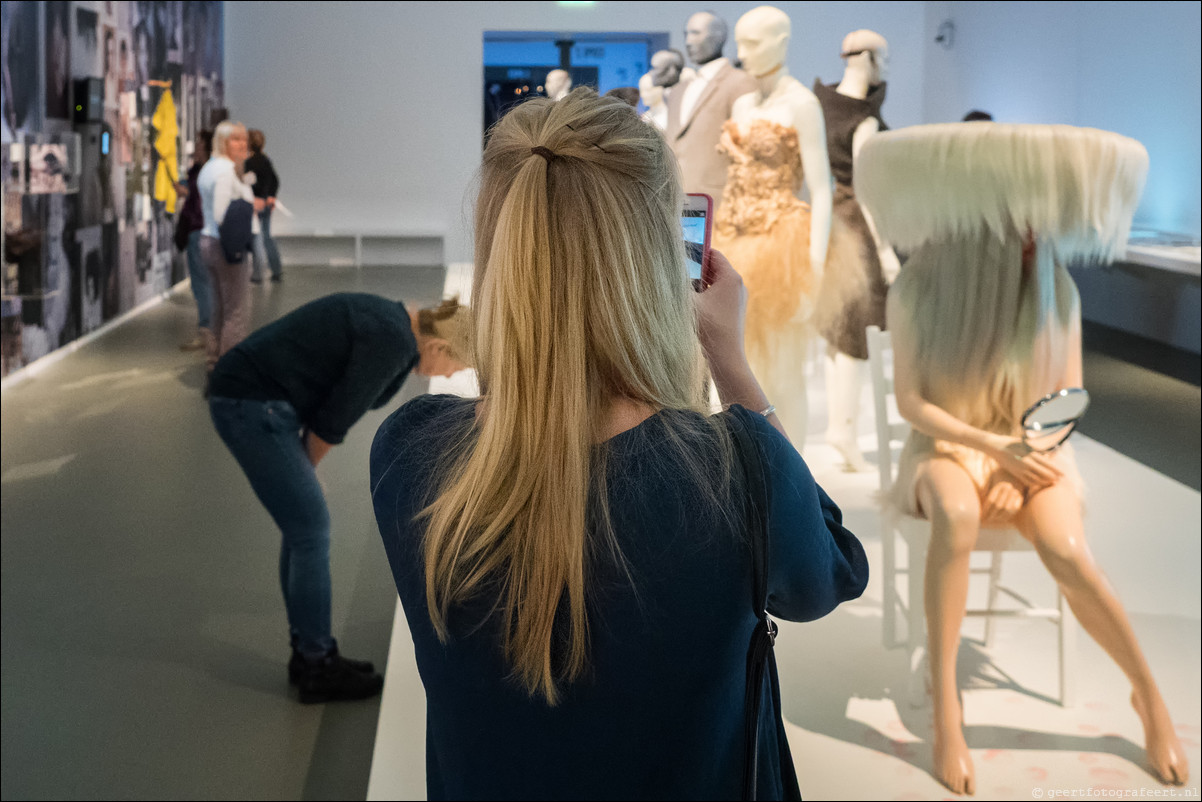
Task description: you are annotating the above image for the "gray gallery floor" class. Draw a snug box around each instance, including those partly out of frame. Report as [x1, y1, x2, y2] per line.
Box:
[1, 266, 443, 800]
[1, 265, 1198, 800]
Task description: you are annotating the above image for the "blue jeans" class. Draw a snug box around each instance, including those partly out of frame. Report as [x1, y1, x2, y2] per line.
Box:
[209, 397, 336, 658]
[186, 229, 212, 330]
[251, 209, 283, 280]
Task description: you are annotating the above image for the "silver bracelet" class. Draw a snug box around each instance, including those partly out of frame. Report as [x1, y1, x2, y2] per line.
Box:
[758, 404, 776, 418]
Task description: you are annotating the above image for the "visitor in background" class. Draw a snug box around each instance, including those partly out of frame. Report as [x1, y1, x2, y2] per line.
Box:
[604, 86, 640, 108]
[208, 293, 472, 703]
[245, 128, 282, 284]
[197, 119, 260, 377]
[962, 109, 993, 121]
[176, 129, 213, 351]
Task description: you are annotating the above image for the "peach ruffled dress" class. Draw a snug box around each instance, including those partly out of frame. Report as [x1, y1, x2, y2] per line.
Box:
[711, 119, 864, 436]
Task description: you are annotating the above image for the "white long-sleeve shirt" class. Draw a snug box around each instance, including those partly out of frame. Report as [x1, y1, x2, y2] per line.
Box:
[197, 156, 259, 238]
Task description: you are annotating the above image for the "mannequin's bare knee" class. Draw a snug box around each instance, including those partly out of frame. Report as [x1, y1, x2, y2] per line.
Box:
[1021, 491, 1097, 590]
[1036, 537, 1097, 590]
[928, 498, 979, 558]
[916, 461, 981, 559]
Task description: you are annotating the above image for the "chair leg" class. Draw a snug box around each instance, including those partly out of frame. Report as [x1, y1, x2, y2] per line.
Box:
[882, 520, 897, 649]
[1058, 589, 1077, 707]
[984, 550, 1003, 648]
[907, 644, 929, 708]
[907, 536, 928, 708]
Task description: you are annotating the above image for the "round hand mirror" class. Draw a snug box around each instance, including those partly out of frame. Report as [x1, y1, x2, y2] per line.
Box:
[1021, 388, 1090, 452]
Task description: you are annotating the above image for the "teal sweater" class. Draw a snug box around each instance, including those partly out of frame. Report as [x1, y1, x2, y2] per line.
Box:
[370, 397, 868, 800]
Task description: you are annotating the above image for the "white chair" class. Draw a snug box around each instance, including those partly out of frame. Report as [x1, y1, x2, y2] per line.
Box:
[865, 325, 1076, 707]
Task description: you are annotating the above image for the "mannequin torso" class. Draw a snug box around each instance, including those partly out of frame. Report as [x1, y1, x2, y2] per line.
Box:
[833, 50, 899, 281]
[704, 5, 855, 445]
[638, 72, 667, 130]
[810, 31, 897, 471]
[730, 69, 832, 271]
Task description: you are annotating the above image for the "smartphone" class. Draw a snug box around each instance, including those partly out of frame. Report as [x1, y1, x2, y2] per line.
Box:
[682, 193, 713, 291]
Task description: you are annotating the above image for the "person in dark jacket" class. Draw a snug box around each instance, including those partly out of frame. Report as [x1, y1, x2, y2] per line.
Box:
[175, 130, 213, 351]
[245, 129, 282, 283]
[209, 292, 471, 703]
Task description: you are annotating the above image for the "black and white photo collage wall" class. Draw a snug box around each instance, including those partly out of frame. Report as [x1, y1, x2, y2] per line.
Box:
[1, 1, 224, 377]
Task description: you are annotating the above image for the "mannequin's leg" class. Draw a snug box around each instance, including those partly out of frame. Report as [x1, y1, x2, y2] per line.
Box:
[915, 459, 981, 796]
[824, 346, 871, 472]
[769, 331, 807, 444]
[752, 332, 809, 446]
[1017, 483, 1189, 786]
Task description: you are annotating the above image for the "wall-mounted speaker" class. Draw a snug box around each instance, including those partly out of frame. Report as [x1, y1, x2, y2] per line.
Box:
[73, 78, 104, 123]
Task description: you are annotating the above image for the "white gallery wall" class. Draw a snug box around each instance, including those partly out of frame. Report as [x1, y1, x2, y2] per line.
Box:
[224, 1, 928, 262]
[923, 0, 1202, 240]
[226, 1, 1200, 273]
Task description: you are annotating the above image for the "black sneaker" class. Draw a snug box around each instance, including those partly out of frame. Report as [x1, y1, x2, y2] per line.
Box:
[270, 273, 283, 283]
[288, 647, 374, 685]
[295, 651, 384, 704]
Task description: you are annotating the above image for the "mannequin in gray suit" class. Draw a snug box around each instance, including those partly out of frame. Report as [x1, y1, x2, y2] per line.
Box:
[666, 12, 756, 208]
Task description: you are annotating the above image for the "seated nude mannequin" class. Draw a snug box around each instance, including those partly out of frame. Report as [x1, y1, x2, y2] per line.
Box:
[862, 124, 1189, 795]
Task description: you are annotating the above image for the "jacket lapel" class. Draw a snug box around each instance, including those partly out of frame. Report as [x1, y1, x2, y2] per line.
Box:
[678, 62, 730, 138]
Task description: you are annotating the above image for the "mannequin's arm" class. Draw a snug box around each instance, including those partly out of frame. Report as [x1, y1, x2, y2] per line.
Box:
[795, 96, 832, 276]
[889, 292, 1001, 454]
[851, 117, 900, 282]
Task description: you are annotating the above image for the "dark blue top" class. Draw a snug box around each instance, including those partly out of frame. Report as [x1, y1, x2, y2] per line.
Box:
[209, 293, 418, 444]
[370, 396, 868, 801]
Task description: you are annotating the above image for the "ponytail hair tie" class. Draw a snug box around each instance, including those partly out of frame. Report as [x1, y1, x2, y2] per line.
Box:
[531, 146, 558, 162]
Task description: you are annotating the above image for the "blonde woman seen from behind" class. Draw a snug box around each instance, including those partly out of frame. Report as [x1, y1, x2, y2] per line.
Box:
[370, 88, 868, 800]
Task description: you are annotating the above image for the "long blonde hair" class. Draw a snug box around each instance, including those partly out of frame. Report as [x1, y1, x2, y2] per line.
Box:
[858, 123, 1146, 431]
[892, 231, 1077, 433]
[421, 88, 725, 703]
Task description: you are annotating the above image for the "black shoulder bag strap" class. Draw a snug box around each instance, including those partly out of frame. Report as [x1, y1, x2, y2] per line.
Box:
[728, 410, 778, 801]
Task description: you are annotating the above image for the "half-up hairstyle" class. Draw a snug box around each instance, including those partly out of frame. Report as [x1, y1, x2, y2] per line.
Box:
[421, 87, 730, 703]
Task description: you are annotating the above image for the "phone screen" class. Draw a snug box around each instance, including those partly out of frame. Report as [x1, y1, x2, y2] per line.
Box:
[682, 209, 707, 282]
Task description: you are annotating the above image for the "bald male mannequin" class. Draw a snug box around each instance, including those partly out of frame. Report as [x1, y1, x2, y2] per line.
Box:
[545, 69, 572, 101]
[665, 11, 755, 207]
[649, 48, 686, 89]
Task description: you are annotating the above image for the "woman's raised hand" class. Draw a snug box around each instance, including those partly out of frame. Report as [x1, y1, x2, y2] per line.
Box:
[694, 248, 785, 435]
[694, 248, 748, 377]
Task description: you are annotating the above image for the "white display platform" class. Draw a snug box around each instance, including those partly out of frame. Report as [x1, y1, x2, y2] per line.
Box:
[272, 229, 444, 268]
[366, 263, 1200, 800]
[1124, 244, 1202, 278]
[367, 262, 475, 800]
[1124, 231, 1202, 278]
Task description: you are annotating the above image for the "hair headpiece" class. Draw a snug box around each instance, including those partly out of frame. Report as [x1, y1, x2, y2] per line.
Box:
[854, 123, 1148, 263]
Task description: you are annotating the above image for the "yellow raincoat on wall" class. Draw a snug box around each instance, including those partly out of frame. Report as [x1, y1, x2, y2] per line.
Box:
[151, 88, 179, 213]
